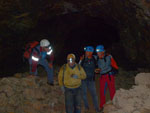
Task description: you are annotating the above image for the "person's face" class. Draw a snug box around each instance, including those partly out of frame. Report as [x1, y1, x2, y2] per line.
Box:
[85, 51, 93, 58]
[43, 46, 52, 52]
[43, 47, 49, 52]
[97, 51, 105, 59]
[67, 58, 76, 67]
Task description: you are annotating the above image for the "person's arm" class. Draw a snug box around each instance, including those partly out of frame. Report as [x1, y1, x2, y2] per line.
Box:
[47, 53, 54, 68]
[78, 55, 84, 65]
[31, 50, 40, 73]
[77, 65, 86, 80]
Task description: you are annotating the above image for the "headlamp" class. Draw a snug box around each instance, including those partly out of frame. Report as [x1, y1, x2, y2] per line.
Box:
[96, 49, 100, 52]
[68, 58, 74, 63]
[48, 46, 52, 50]
[69, 58, 73, 63]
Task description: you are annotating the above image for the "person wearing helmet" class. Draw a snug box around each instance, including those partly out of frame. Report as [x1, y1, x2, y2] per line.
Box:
[29, 39, 54, 86]
[79, 46, 100, 113]
[58, 53, 86, 113]
[96, 45, 116, 112]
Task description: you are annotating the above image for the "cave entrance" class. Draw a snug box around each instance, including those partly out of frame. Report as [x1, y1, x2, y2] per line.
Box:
[63, 15, 120, 62]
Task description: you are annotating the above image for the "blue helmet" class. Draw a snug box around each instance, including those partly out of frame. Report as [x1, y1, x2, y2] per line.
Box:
[96, 45, 105, 52]
[84, 46, 94, 52]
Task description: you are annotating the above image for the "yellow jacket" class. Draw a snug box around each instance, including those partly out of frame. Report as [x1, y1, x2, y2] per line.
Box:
[58, 63, 86, 88]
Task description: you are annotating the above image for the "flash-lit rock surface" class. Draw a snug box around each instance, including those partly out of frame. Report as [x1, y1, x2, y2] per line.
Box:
[0, 75, 65, 113]
[104, 73, 150, 113]
[0, 72, 150, 113]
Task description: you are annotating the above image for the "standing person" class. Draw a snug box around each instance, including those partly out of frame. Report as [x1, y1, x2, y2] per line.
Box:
[27, 39, 54, 85]
[96, 45, 117, 112]
[79, 46, 100, 113]
[58, 53, 86, 113]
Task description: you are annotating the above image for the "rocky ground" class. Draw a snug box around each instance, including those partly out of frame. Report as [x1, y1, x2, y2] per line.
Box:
[104, 73, 150, 113]
[0, 74, 65, 113]
[0, 71, 150, 113]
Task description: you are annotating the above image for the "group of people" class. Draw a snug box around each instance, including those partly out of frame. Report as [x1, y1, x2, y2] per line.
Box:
[27, 39, 117, 113]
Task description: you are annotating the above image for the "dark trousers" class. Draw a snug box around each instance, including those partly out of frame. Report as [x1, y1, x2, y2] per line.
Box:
[65, 87, 81, 113]
[81, 80, 99, 111]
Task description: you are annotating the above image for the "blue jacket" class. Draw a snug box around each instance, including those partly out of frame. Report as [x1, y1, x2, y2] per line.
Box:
[97, 55, 112, 75]
[81, 57, 96, 79]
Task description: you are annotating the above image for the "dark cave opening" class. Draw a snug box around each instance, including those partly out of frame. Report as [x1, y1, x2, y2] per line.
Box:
[0, 14, 121, 76]
[56, 15, 120, 64]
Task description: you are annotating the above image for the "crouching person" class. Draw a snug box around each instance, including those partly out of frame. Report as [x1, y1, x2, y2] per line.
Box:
[58, 53, 86, 113]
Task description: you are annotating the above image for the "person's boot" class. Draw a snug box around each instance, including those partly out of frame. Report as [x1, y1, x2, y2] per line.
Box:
[95, 107, 104, 113]
[99, 107, 104, 113]
[47, 81, 54, 86]
[84, 107, 90, 113]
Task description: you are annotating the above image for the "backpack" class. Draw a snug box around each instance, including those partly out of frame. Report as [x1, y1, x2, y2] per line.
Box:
[110, 55, 119, 74]
[23, 41, 39, 59]
[102, 54, 119, 74]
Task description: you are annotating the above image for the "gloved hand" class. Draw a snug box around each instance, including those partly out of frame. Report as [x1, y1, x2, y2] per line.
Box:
[49, 63, 53, 68]
[61, 86, 65, 93]
[79, 55, 84, 64]
[80, 55, 84, 61]
[95, 68, 101, 74]
[72, 74, 78, 79]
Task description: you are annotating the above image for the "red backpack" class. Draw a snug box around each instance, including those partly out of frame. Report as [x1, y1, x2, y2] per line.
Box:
[23, 41, 39, 59]
[110, 55, 119, 74]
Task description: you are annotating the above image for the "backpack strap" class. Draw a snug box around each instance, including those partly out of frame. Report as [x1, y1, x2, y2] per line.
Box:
[77, 64, 81, 71]
[104, 54, 108, 62]
[62, 64, 66, 86]
[31, 45, 40, 55]
[77, 64, 82, 78]
[92, 55, 97, 68]
[62, 64, 82, 86]
[81, 55, 97, 67]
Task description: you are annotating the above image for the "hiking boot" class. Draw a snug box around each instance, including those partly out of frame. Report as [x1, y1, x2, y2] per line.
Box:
[84, 109, 90, 113]
[47, 82, 54, 86]
[99, 107, 104, 113]
[95, 107, 104, 113]
[84, 107, 90, 113]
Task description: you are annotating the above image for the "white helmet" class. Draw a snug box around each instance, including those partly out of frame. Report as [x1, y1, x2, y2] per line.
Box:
[40, 39, 50, 47]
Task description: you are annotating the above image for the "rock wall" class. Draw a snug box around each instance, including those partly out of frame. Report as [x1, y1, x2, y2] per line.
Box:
[1, 0, 150, 73]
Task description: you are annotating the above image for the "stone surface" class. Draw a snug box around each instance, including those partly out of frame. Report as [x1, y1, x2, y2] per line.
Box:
[135, 73, 150, 86]
[1, 71, 150, 113]
[1, 0, 150, 76]
[0, 74, 65, 113]
[105, 73, 150, 113]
